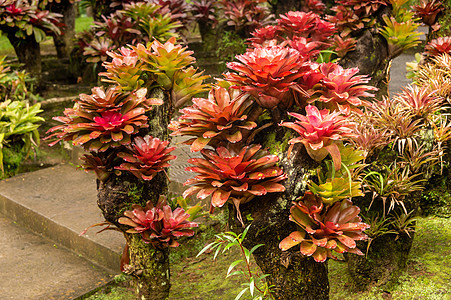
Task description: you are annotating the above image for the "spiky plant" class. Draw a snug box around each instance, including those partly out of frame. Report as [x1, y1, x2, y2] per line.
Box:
[393, 84, 443, 119]
[363, 164, 425, 215]
[425, 37, 451, 57]
[169, 86, 256, 152]
[415, 54, 451, 101]
[279, 191, 369, 262]
[118, 195, 198, 248]
[280, 105, 357, 170]
[116, 135, 176, 181]
[100, 47, 146, 91]
[308, 177, 364, 205]
[379, 15, 422, 58]
[83, 36, 115, 63]
[413, 0, 443, 27]
[311, 63, 377, 115]
[277, 11, 336, 43]
[225, 45, 306, 109]
[183, 145, 286, 223]
[46, 87, 154, 152]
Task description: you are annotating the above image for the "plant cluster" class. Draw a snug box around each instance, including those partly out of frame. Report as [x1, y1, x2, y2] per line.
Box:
[0, 56, 43, 179]
[167, 10, 378, 267]
[0, 0, 62, 42]
[77, 1, 183, 64]
[0, 99, 44, 178]
[0, 56, 38, 102]
[47, 36, 209, 251]
[118, 195, 198, 248]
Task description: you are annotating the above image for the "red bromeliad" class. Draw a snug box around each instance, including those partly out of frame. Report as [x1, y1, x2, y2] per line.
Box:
[225, 45, 307, 109]
[280, 105, 357, 170]
[277, 11, 336, 43]
[425, 37, 451, 57]
[312, 63, 377, 115]
[46, 87, 154, 152]
[169, 86, 256, 152]
[119, 196, 198, 248]
[183, 145, 286, 224]
[116, 135, 176, 181]
[279, 191, 369, 262]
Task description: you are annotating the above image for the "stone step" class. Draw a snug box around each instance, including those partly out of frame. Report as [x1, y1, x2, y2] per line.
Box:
[0, 215, 114, 300]
[0, 164, 124, 272]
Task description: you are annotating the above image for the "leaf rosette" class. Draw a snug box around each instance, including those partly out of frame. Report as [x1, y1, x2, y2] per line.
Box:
[46, 87, 155, 152]
[169, 86, 256, 152]
[281, 105, 357, 170]
[279, 191, 369, 262]
[183, 145, 286, 223]
[225, 45, 307, 109]
[118, 195, 198, 248]
[116, 135, 176, 181]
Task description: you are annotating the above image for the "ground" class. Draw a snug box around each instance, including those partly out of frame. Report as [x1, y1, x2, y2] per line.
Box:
[82, 216, 450, 300]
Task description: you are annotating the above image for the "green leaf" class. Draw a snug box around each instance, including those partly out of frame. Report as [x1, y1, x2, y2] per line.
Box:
[196, 241, 217, 257]
[244, 247, 251, 264]
[242, 224, 251, 240]
[249, 244, 264, 256]
[234, 287, 249, 300]
[249, 278, 255, 296]
[226, 260, 243, 277]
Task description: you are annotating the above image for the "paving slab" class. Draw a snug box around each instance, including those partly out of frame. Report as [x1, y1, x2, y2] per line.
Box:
[0, 164, 124, 271]
[0, 215, 114, 300]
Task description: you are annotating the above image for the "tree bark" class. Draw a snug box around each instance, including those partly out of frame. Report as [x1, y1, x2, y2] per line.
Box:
[96, 88, 172, 300]
[51, 1, 76, 58]
[339, 28, 391, 99]
[6, 31, 41, 83]
[126, 234, 170, 299]
[229, 122, 330, 299]
[268, 0, 304, 16]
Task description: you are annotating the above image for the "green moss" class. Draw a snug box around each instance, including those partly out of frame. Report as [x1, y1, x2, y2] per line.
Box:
[438, 1, 451, 36]
[329, 216, 451, 299]
[1, 144, 25, 179]
[265, 131, 291, 155]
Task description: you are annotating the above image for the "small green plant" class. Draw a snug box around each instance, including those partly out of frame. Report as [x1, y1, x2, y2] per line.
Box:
[0, 100, 44, 177]
[197, 225, 274, 300]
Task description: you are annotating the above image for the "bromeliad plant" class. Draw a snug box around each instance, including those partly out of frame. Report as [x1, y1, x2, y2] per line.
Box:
[101, 37, 210, 108]
[183, 144, 286, 224]
[280, 105, 357, 170]
[225, 44, 307, 109]
[425, 36, 451, 57]
[279, 191, 370, 262]
[48, 36, 210, 300]
[46, 87, 154, 152]
[116, 135, 176, 181]
[169, 86, 256, 152]
[118, 195, 198, 248]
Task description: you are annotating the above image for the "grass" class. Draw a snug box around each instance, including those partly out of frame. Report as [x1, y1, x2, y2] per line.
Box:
[84, 216, 451, 300]
[75, 16, 94, 33]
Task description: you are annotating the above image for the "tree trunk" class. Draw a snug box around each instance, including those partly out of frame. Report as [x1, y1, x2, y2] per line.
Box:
[96, 88, 172, 300]
[339, 28, 391, 99]
[126, 234, 170, 299]
[229, 122, 330, 299]
[7, 32, 41, 84]
[269, 0, 304, 16]
[345, 232, 414, 290]
[51, 1, 76, 58]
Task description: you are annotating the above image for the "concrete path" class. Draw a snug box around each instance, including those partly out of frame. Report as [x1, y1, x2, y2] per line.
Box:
[0, 216, 113, 300]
